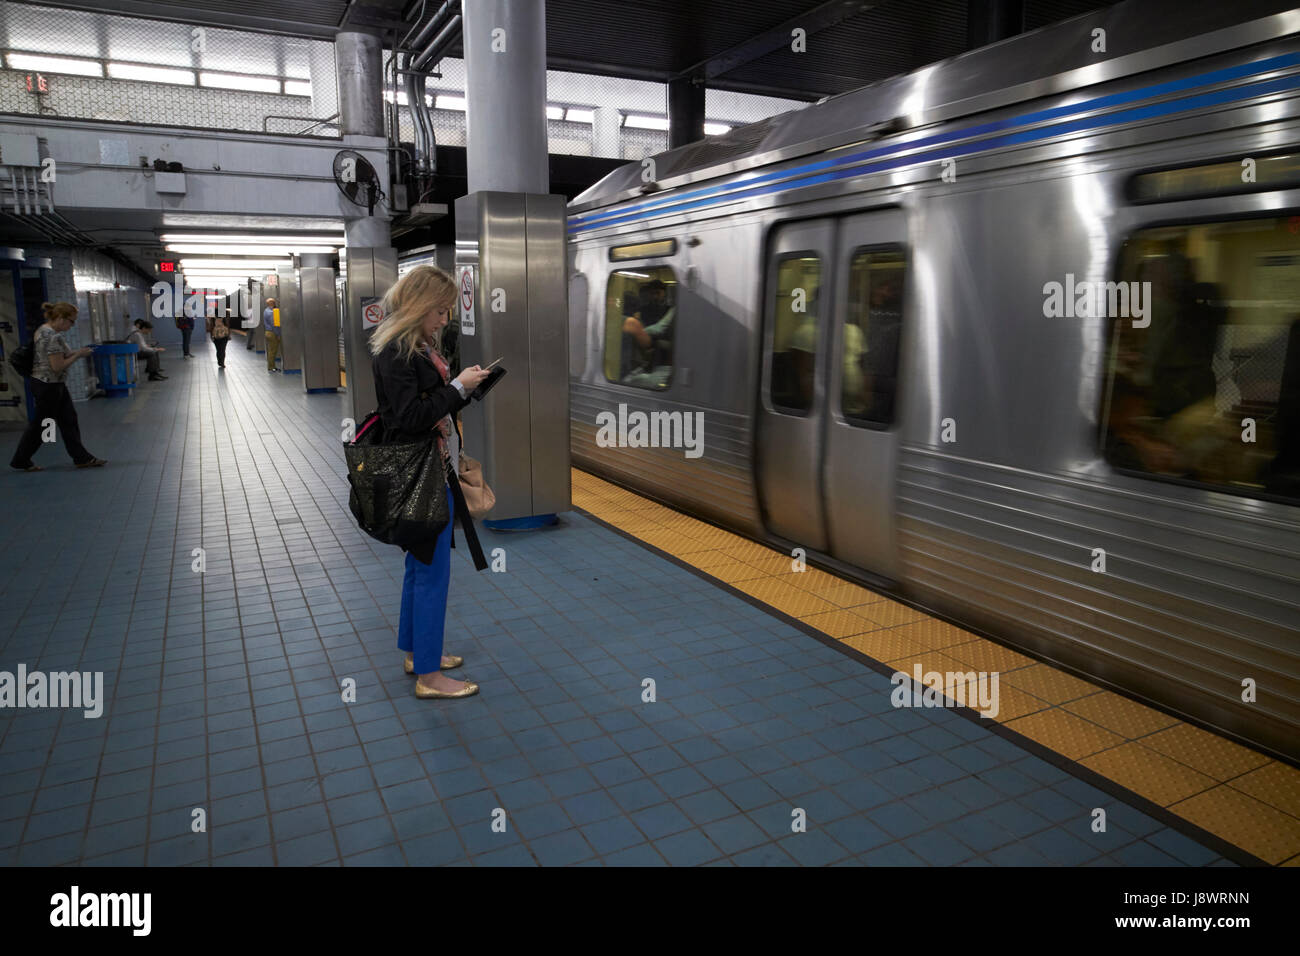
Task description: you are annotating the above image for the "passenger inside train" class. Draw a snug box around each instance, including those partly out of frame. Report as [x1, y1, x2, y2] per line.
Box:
[612, 272, 677, 389]
[1103, 215, 1299, 499]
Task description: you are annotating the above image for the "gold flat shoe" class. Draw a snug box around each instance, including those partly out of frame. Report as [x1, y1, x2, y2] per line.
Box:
[415, 680, 479, 699]
[404, 655, 462, 674]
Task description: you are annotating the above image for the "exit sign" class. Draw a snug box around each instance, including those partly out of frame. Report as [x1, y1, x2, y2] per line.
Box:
[159, 262, 176, 272]
[25, 73, 48, 95]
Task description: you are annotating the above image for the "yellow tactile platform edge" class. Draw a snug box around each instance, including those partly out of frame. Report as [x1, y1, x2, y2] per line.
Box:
[572, 468, 1300, 865]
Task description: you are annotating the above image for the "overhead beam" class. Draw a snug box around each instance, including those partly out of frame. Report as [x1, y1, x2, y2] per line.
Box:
[674, 0, 875, 82]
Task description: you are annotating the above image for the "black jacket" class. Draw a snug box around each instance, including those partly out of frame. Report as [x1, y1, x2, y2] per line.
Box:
[372, 342, 468, 443]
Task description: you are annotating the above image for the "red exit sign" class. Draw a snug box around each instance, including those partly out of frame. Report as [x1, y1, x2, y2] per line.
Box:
[25, 73, 48, 94]
[159, 262, 176, 272]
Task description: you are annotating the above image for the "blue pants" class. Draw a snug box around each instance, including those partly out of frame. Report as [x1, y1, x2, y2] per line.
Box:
[398, 485, 455, 674]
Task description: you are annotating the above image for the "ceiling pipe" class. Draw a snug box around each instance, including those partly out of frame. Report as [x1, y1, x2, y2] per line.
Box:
[402, 0, 458, 54]
[411, 9, 462, 72]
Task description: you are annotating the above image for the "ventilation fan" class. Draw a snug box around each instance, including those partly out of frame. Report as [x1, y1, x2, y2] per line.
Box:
[332, 149, 383, 215]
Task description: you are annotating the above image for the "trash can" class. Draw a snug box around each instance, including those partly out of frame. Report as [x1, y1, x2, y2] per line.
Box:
[91, 343, 139, 397]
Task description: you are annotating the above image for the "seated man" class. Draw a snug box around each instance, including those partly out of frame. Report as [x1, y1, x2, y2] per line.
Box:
[620, 279, 675, 383]
[127, 319, 167, 381]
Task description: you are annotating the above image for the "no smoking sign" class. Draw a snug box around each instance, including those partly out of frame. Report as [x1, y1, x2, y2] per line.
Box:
[361, 296, 384, 328]
[458, 266, 476, 336]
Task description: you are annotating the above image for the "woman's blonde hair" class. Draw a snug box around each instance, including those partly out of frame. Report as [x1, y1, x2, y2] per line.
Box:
[42, 301, 77, 324]
[368, 265, 457, 359]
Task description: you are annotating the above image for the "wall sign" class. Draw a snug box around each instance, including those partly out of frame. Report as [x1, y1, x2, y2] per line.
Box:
[361, 295, 384, 329]
[457, 265, 476, 337]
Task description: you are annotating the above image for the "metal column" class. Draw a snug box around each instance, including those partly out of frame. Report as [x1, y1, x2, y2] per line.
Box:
[275, 263, 303, 374]
[299, 252, 340, 392]
[336, 29, 395, 419]
[455, 193, 570, 522]
[342, 246, 397, 419]
[668, 76, 705, 149]
[463, 0, 548, 195]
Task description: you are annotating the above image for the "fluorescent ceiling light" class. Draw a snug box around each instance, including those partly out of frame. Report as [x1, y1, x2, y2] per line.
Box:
[384, 90, 410, 106]
[546, 105, 564, 121]
[704, 122, 731, 136]
[435, 94, 466, 111]
[163, 214, 345, 230]
[284, 80, 312, 97]
[160, 234, 344, 245]
[178, 259, 288, 270]
[108, 62, 194, 85]
[7, 53, 103, 77]
[623, 114, 669, 131]
[565, 108, 594, 124]
[200, 71, 280, 93]
[167, 244, 335, 256]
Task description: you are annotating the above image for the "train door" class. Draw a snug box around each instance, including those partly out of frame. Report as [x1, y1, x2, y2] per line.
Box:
[756, 220, 834, 552]
[756, 211, 906, 579]
[822, 210, 906, 580]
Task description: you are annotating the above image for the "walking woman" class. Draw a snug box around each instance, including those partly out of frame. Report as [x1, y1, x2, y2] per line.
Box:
[207, 311, 231, 368]
[9, 302, 107, 471]
[370, 266, 490, 699]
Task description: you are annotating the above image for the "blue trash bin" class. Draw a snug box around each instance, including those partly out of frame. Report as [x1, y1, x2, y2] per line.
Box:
[91, 343, 139, 397]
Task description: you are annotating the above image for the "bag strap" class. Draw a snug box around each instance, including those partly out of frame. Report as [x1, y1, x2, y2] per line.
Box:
[446, 460, 488, 571]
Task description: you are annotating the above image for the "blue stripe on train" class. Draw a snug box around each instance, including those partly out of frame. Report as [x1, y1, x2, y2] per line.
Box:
[569, 51, 1300, 235]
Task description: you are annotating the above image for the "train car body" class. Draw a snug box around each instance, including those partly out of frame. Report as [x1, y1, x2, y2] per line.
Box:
[566, 0, 1300, 760]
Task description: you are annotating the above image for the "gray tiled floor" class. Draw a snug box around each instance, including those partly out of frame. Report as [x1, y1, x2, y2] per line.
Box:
[0, 337, 1236, 865]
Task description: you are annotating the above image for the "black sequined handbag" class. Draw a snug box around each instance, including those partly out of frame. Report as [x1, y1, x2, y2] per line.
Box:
[345, 411, 450, 563]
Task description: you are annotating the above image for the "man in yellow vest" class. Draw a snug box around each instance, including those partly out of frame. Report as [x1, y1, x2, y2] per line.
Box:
[263, 297, 281, 372]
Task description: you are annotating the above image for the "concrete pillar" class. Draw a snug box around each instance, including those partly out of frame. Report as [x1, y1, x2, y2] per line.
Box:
[593, 106, 621, 159]
[463, 0, 548, 194]
[335, 31, 385, 138]
[668, 76, 705, 149]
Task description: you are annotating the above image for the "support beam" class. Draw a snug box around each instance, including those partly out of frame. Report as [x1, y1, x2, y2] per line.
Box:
[966, 0, 1024, 49]
[668, 77, 705, 150]
[463, 0, 547, 194]
[674, 0, 874, 83]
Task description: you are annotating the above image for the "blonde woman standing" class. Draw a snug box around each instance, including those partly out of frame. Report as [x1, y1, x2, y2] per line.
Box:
[9, 302, 106, 471]
[370, 266, 490, 699]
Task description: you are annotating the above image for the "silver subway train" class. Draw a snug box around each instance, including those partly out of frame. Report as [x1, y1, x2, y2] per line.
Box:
[565, 0, 1300, 761]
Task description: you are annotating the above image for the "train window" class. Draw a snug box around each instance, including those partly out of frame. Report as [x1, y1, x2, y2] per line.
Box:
[1129, 153, 1300, 204]
[603, 266, 678, 390]
[769, 255, 823, 413]
[841, 247, 905, 426]
[1101, 215, 1300, 503]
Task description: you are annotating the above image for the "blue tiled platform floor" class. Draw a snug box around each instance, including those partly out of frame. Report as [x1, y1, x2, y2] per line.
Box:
[0, 341, 1234, 866]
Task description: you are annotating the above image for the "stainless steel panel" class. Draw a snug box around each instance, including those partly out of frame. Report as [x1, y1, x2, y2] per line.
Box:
[756, 219, 834, 552]
[275, 264, 302, 374]
[342, 247, 397, 421]
[300, 265, 341, 391]
[823, 209, 905, 580]
[457, 192, 571, 519]
[525, 193, 571, 516]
